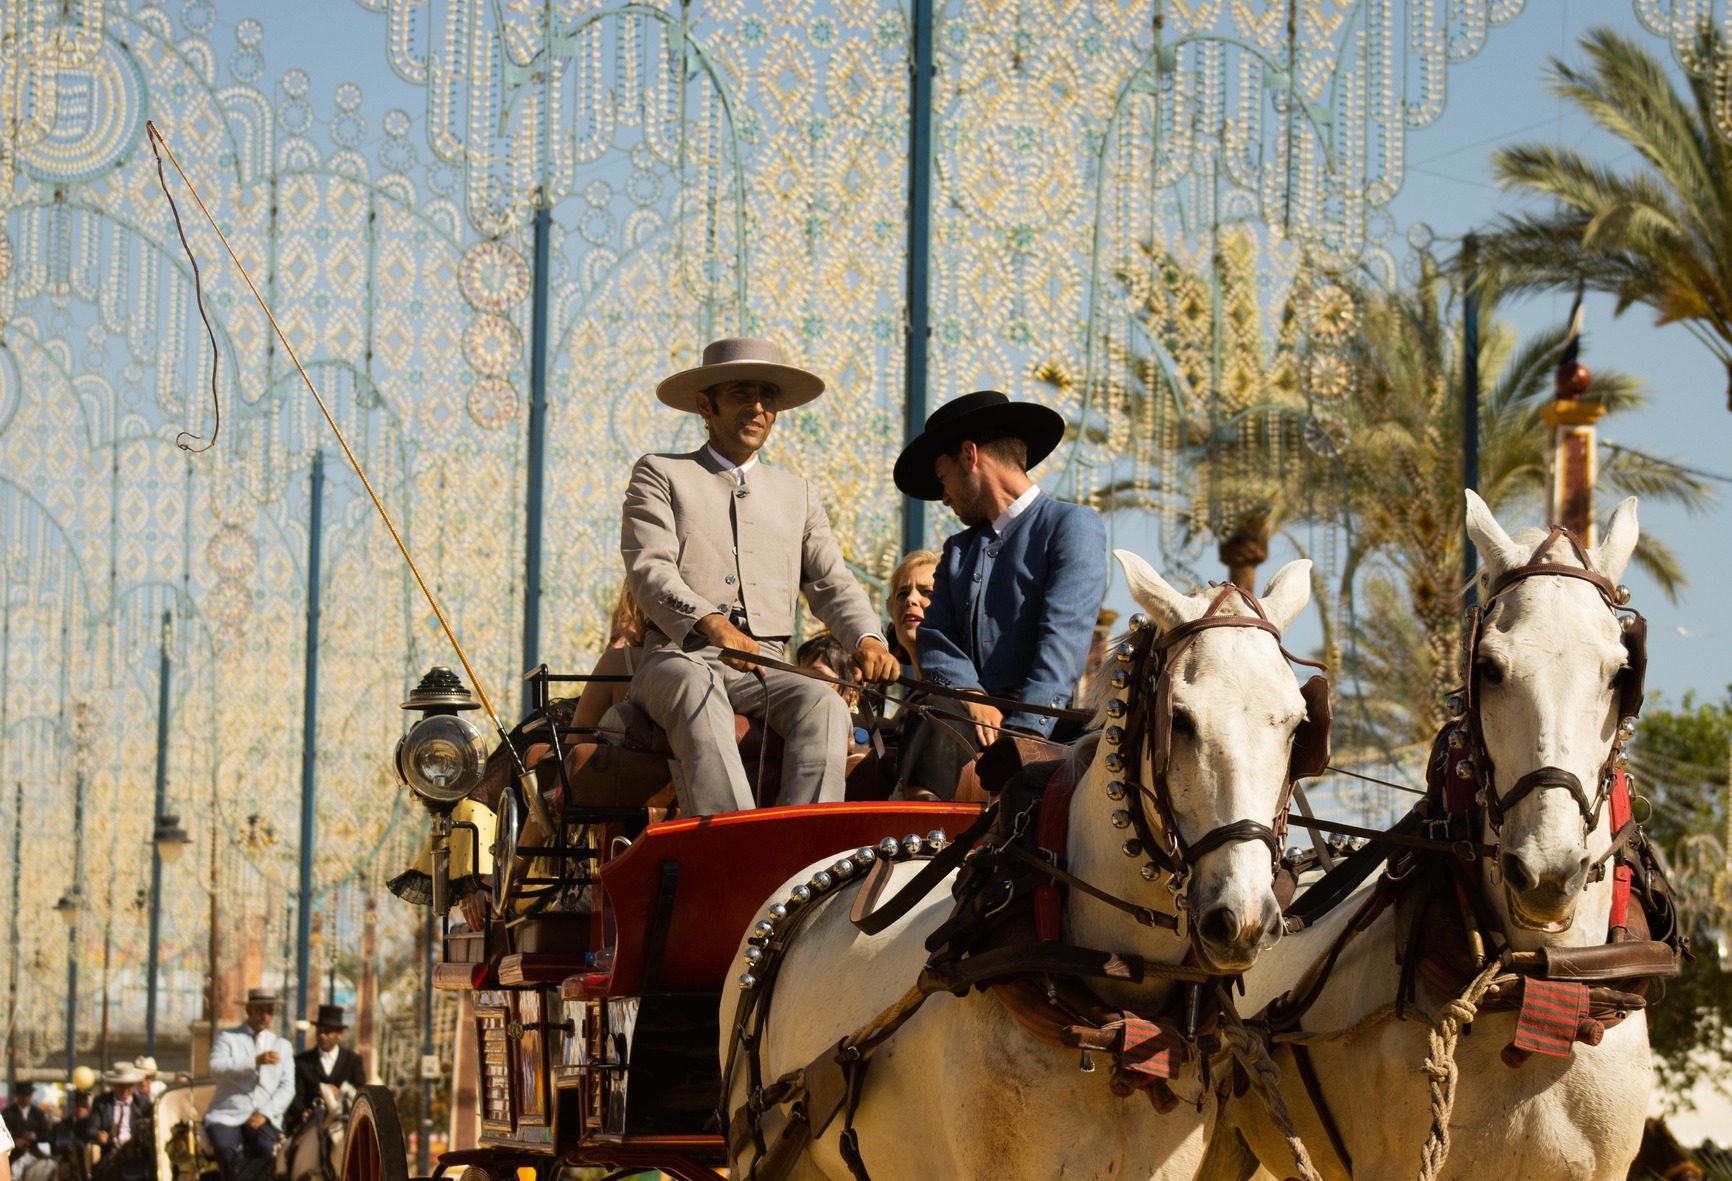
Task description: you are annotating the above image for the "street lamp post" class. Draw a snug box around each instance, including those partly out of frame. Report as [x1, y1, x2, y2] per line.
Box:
[56, 879, 80, 1078]
[146, 610, 187, 1055]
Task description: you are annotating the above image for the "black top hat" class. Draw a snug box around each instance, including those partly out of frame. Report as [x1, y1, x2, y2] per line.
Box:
[314, 1004, 348, 1031]
[893, 391, 1066, 501]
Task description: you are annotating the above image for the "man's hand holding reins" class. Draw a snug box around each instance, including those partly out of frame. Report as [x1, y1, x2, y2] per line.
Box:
[853, 635, 900, 683]
[696, 612, 761, 671]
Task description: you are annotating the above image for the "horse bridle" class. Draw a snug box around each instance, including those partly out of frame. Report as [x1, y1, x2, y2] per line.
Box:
[1452, 525, 1647, 836]
[1102, 584, 1333, 916]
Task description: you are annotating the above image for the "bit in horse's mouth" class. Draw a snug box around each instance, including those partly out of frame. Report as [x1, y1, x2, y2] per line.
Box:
[1504, 885, 1576, 934]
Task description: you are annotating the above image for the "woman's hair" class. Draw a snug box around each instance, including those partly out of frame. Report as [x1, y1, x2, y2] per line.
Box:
[795, 632, 858, 684]
[885, 550, 941, 613]
[883, 549, 941, 661]
[609, 582, 647, 645]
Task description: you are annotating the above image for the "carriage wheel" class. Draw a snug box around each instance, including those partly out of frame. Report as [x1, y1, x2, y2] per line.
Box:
[340, 1087, 409, 1181]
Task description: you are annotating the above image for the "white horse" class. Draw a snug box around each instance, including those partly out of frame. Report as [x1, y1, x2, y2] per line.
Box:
[721, 550, 1326, 1181]
[1203, 492, 1657, 1181]
[280, 1085, 354, 1181]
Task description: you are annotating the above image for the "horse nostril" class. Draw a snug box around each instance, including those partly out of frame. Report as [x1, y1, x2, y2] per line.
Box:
[1195, 905, 1238, 950]
[1500, 851, 1538, 893]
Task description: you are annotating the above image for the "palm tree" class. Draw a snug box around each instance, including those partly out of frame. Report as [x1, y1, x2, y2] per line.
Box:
[1476, 24, 1732, 410]
[1332, 263, 1712, 747]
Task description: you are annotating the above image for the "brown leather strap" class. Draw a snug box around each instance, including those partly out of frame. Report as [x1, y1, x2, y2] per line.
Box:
[1506, 940, 1679, 983]
[1290, 1042, 1353, 1177]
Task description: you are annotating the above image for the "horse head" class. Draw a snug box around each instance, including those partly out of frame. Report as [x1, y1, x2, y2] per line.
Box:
[1072, 549, 1321, 974]
[1463, 491, 1640, 939]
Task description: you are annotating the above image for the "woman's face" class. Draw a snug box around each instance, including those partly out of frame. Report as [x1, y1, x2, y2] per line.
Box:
[890, 562, 937, 658]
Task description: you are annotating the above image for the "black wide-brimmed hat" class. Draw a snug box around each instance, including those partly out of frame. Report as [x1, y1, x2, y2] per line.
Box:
[656, 337, 824, 413]
[893, 391, 1066, 501]
[314, 1004, 348, 1031]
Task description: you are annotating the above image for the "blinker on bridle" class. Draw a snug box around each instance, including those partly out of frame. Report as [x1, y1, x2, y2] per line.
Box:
[1448, 524, 1647, 837]
[1101, 582, 1332, 918]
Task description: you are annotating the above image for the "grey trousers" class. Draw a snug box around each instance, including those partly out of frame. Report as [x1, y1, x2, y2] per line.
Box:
[631, 632, 850, 815]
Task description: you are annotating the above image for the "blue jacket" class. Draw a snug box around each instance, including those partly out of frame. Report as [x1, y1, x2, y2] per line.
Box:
[916, 493, 1108, 735]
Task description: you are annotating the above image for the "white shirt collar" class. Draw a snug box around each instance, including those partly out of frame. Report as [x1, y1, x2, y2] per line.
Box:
[990, 484, 1041, 538]
[706, 444, 758, 485]
[319, 1046, 339, 1073]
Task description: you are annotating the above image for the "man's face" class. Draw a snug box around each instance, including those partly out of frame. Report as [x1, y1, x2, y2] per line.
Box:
[315, 1026, 343, 1052]
[245, 1003, 274, 1032]
[933, 445, 988, 526]
[698, 381, 780, 459]
[111, 1084, 133, 1101]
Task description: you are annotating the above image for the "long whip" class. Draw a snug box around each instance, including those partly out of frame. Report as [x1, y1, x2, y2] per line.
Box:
[143, 121, 528, 776]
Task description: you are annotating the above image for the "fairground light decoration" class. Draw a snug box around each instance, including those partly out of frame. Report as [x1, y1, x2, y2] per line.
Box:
[0, 0, 1536, 1058]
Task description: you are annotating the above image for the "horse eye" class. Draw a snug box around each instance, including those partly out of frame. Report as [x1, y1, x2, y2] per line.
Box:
[1170, 709, 1196, 738]
[1475, 659, 1503, 686]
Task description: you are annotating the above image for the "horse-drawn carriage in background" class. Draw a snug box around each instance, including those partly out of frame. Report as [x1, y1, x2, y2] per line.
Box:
[346, 662, 985, 1181]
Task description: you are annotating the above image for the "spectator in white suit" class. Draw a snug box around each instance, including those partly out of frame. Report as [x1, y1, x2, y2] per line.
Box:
[204, 988, 295, 1180]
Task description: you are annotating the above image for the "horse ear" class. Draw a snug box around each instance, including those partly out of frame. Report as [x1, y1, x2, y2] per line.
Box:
[1593, 497, 1639, 584]
[1260, 559, 1313, 632]
[1463, 489, 1522, 574]
[1115, 549, 1202, 630]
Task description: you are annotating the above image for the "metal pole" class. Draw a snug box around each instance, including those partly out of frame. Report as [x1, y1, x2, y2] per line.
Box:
[67, 768, 85, 1079]
[902, 0, 936, 554]
[147, 610, 172, 1054]
[419, 905, 433, 1174]
[296, 452, 325, 1051]
[8, 782, 20, 1085]
[522, 200, 552, 714]
[1461, 233, 1481, 605]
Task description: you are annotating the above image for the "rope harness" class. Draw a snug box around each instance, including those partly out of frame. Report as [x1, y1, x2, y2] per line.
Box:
[719, 588, 1334, 1181]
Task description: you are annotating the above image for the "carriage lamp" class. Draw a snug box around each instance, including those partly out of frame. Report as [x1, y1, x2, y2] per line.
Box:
[153, 814, 189, 864]
[397, 664, 489, 809]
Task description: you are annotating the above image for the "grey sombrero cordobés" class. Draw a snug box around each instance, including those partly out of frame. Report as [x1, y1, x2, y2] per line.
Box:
[656, 338, 825, 412]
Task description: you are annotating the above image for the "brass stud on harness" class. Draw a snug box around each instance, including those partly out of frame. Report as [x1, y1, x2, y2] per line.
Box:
[1105, 780, 1127, 801]
[810, 871, 834, 892]
[788, 885, 813, 906]
[1106, 698, 1127, 720]
[768, 902, 789, 920]
[739, 973, 758, 991]
[752, 919, 775, 939]
[1614, 750, 1629, 768]
[902, 834, 923, 855]
[1110, 810, 1131, 830]
[1614, 585, 1631, 606]
[1139, 862, 1160, 883]
[1128, 613, 1150, 633]
[1446, 692, 1467, 718]
[1105, 726, 1125, 747]
[1620, 614, 1638, 633]
[1122, 838, 1143, 858]
[854, 846, 877, 865]
[878, 836, 901, 859]
[926, 830, 948, 851]
[1446, 728, 1467, 750]
[744, 946, 764, 964]
[1454, 759, 1476, 780]
[1104, 752, 1126, 774]
[1115, 644, 1135, 665]
[1110, 669, 1131, 691]
[1617, 717, 1637, 740]
[832, 859, 856, 879]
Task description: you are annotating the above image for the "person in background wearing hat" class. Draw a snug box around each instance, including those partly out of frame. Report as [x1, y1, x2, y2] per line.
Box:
[78, 1064, 151, 1180]
[621, 338, 900, 815]
[204, 988, 295, 1180]
[130, 1058, 163, 1109]
[892, 391, 1108, 795]
[287, 1005, 366, 1134]
[3, 1082, 52, 1169]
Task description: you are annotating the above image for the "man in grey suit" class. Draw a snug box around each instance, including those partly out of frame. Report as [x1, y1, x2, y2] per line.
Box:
[621, 338, 901, 816]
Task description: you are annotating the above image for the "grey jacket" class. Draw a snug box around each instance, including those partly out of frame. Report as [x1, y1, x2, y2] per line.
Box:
[621, 447, 881, 649]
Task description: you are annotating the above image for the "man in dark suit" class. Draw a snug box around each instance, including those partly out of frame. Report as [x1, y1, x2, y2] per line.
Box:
[892, 391, 1108, 797]
[3, 1083, 53, 1166]
[80, 1064, 151, 1181]
[288, 1006, 366, 1133]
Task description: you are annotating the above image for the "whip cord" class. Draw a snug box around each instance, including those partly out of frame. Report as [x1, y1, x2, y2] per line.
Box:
[144, 121, 520, 758]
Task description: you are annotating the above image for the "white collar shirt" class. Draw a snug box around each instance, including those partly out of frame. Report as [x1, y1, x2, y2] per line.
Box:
[989, 484, 1042, 538]
[319, 1046, 339, 1076]
[706, 445, 758, 486]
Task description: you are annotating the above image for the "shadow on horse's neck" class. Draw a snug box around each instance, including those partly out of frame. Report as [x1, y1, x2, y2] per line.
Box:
[1058, 747, 1193, 1009]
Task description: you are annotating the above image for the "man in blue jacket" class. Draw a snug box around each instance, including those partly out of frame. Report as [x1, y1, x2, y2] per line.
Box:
[892, 391, 1107, 797]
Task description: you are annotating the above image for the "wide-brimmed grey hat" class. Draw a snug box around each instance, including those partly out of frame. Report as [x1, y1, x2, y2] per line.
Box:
[245, 987, 279, 1006]
[656, 337, 824, 413]
[103, 1063, 146, 1086]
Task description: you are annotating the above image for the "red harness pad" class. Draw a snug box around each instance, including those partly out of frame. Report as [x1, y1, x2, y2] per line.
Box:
[1116, 1016, 1186, 1079]
[1512, 978, 1591, 1058]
